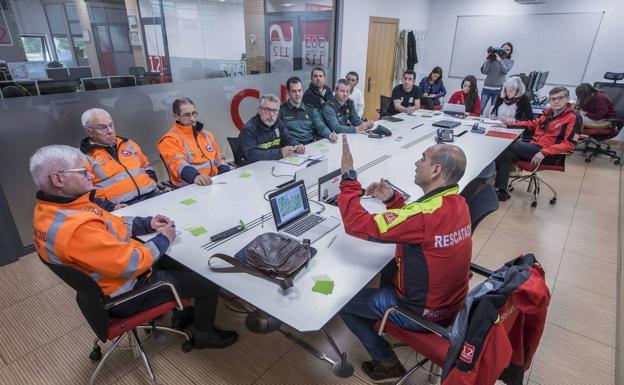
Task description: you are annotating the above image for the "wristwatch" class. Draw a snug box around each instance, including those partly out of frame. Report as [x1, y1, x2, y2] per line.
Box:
[341, 169, 358, 181]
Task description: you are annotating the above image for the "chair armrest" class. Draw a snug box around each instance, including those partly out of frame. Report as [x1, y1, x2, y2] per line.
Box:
[104, 280, 184, 311]
[377, 306, 451, 339]
[470, 262, 494, 277]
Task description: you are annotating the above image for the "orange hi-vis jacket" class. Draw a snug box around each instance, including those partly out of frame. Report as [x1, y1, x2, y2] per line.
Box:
[157, 121, 225, 187]
[80, 136, 157, 204]
[33, 191, 166, 297]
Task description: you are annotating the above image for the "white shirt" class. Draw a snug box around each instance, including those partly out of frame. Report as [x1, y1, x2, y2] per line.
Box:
[350, 87, 365, 117]
[496, 102, 518, 120]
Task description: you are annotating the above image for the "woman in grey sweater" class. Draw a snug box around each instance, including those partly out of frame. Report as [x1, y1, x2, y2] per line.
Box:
[480, 42, 514, 115]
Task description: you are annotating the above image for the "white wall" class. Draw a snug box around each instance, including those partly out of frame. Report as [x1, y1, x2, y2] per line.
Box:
[338, 0, 430, 84]
[423, 0, 624, 94]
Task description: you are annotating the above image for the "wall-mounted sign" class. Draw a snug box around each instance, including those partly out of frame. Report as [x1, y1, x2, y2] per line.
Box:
[268, 21, 294, 73]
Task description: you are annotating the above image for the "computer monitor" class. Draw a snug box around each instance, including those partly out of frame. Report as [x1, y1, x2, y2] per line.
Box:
[37, 79, 81, 95]
[68, 66, 93, 80]
[527, 71, 539, 92]
[46, 68, 70, 80]
[0, 81, 38, 98]
[109, 75, 136, 88]
[9, 62, 49, 81]
[535, 71, 549, 91]
[82, 77, 110, 91]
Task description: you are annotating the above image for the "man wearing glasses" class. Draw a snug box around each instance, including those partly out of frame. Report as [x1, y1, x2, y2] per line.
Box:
[239, 94, 303, 164]
[31, 145, 239, 349]
[494, 87, 582, 201]
[80, 108, 159, 205]
[158, 97, 230, 187]
[279, 76, 338, 145]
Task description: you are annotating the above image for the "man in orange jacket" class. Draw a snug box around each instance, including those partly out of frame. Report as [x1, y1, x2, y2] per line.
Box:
[494, 86, 582, 201]
[80, 108, 159, 205]
[30, 145, 238, 349]
[158, 97, 230, 187]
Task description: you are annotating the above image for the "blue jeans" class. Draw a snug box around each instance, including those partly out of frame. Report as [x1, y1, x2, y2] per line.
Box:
[480, 87, 501, 115]
[339, 285, 427, 362]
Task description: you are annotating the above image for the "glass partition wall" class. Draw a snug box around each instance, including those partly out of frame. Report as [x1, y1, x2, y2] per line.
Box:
[0, 0, 337, 261]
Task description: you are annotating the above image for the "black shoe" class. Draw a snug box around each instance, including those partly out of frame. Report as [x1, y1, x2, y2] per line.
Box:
[497, 189, 511, 202]
[361, 359, 406, 383]
[171, 307, 194, 330]
[191, 328, 239, 349]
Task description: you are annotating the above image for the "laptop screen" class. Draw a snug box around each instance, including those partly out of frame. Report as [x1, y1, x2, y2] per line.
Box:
[269, 180, 310, 229]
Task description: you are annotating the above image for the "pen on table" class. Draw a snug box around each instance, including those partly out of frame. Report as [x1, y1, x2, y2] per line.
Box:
[411, 123, 424, 129]
[327, 234, 337, 248]
[261, 214, 264, 228]
[214, 182, 227, 184]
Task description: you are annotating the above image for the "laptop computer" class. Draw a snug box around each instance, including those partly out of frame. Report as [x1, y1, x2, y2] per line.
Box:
[269, 180, 340, 244]
[443, 103, 466, 119]
[433, 120, 461, 129]
[318, 169, 342, 206]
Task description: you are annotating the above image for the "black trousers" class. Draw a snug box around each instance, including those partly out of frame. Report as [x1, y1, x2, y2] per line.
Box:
[110, 256, 219, 333]
[494, 141, 543, 190]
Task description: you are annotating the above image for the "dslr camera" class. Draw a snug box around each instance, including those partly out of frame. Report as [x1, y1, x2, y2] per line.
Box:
[487, 46, 507, 60]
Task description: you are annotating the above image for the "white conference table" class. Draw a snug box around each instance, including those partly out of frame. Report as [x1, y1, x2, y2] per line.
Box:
[116, 111, 518, 375]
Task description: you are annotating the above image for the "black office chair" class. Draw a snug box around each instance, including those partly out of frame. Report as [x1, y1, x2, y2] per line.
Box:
[377, 95, 393, 117]
[158, 154, 178, 190]
[39, 258, 191, 384]
[467, 184, 499, 232]
[47, 60, 64, 68]
[466, 184, 499, 277]
[603, 72, 624, 84]
[227, 137, 246, 166]
[129, 66, 146, 77]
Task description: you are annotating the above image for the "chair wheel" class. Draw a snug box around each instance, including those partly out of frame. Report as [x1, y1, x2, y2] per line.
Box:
[89, 346, 102, 361]
[550, 197, 557, 205]
[182, 340, 193, 353]
[585, 158, 591, 163]
[509, 187, 514, 192]
[615, 159, 621, 165]
[531, 201, 537, 208]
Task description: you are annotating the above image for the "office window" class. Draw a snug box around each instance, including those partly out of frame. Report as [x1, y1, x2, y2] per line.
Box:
[53, 36, 73, 64]
[20, 35, 52, 62]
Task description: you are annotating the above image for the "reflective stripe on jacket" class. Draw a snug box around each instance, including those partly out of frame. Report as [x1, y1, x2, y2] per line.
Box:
[158, 122, 224, 186]
[81, 136, 157, 204]
[33, 191, 162, 297]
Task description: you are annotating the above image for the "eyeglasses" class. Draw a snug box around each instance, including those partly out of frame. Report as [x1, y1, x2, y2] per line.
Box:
[86, 122, 115, 132]
[178, 111, 199, 119]
[260, 107, 279, 115]
[58, 168, 89, 178]
[548, 95, 568, 102]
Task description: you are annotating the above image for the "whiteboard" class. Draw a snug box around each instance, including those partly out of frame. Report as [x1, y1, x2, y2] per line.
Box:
[449, 12, 604, 86]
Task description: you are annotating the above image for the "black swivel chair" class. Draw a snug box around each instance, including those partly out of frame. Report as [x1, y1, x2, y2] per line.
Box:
[466, 184, 499, 276]
[39, 258, 192, 384]
[377, 95, 393, 118]
[227, 137, 246, 166]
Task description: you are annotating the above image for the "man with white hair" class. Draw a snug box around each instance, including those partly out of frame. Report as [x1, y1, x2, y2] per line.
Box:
[31, 145, 239, 349]
[238, 94, 304, 164]
[80, 108, 159, 205]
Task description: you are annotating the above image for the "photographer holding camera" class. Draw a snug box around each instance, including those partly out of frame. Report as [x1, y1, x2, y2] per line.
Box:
[480, 42, 514, 115]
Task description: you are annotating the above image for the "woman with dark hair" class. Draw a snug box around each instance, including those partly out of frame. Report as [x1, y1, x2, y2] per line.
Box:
[491, 76, 533, 122]
[480, 42, 514, 115]
[575, 83, 616, 128]
[448, 75, 481, 116]
[419, 66, 447, 110]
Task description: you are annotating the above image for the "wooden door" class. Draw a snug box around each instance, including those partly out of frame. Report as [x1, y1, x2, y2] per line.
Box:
[363, 17, 399, 120]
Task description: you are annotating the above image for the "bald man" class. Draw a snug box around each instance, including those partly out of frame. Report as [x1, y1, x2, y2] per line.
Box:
[337, 137, 472, 382]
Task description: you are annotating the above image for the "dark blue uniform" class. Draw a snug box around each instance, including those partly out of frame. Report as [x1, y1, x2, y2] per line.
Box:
[322, 97, 363, 134]
[238, 115, 299, 164]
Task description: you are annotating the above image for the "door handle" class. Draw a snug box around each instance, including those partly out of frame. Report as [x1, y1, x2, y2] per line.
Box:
[368, 77, 373, 92]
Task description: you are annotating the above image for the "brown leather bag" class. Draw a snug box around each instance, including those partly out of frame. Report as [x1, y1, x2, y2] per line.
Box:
[208, 233, 311, 291]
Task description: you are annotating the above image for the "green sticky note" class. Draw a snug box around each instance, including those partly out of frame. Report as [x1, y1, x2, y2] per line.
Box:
[312, 280, 334, 295]
[391, 128, 398, 132]
[190, 227, 207, 236]
[315, 143, 327, 148]
[180, 198, 196, 206]
[239, 171, 253, 178]
[289, 156, 300, 161]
